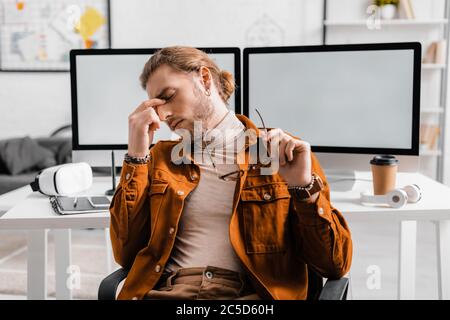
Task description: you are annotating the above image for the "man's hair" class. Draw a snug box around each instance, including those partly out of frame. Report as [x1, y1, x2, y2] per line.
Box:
[140, 46, 235, 104]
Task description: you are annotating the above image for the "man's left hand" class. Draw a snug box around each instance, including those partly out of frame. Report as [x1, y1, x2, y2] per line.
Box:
[263, 128, 312, 188]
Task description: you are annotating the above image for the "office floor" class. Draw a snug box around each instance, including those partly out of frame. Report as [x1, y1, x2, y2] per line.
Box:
[0, 229, 119, 300]
[0, 221, 439, 300]
[347, 220, 438, 300]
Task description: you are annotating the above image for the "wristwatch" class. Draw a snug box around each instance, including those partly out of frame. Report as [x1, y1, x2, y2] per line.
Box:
[288, 173, 324, 201]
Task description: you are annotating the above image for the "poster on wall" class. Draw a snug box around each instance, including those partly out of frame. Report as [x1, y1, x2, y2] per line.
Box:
[0, 0, 110, 71]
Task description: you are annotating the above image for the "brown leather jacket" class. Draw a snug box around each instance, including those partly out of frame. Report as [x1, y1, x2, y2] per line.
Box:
[110, 114, 352, 300]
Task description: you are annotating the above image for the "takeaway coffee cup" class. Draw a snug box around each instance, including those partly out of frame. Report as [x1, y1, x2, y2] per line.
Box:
[370, 155, 399, 195]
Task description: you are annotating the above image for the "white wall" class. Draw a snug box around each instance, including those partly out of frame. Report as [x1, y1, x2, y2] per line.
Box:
[0, 72, 72, 139]
[110, 0, 323, 48]
[0, 0, 323, 140]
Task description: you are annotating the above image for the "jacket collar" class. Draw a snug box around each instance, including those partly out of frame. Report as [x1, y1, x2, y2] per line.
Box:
[177, 114, 261, 167]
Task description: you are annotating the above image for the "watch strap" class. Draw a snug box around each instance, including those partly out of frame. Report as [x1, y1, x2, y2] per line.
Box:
[289, 174, 324, 201]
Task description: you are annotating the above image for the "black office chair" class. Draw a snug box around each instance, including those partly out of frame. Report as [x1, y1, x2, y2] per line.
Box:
[98, 267, 349, 300]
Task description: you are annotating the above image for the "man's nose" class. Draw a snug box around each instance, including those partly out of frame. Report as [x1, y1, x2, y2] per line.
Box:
[155, 104, 172, 121]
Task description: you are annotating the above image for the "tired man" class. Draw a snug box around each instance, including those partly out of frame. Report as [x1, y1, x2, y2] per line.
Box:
[110, 46, 352, 300]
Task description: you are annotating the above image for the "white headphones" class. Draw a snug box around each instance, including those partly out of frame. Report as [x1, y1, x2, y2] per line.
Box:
[360, 184, 422, 209]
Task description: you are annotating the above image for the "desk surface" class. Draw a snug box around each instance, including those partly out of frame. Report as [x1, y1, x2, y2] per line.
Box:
[0, 177, 113, 229]
[1, 172, 450, 229]
[330, 171, 450, 221]
[0, 185, 31, 212]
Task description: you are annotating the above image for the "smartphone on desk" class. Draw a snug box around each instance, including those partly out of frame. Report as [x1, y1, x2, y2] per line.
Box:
[87, 196, 111, 208]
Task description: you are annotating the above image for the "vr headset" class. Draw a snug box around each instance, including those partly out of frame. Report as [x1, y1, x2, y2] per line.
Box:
[30, 162, 93, 196]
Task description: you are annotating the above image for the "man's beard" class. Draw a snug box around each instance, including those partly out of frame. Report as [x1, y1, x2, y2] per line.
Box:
[190, 83, 214, 133]
[172, 82, 214, 147]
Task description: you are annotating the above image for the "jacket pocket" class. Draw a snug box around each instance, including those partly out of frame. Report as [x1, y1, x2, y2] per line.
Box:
[240, 183, 291, 254]
[149, 180, 169, 238]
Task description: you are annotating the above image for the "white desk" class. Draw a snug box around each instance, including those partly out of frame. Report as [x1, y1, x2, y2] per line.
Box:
[0, 177, 114, 300]
[330, 171, 450, 300]
[1, 172, 450, 300]
[0, 185, 32, 213]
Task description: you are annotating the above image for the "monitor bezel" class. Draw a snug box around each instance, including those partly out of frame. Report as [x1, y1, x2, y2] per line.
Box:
[70, 47, 241, 150]
[243, 42, 421, 156]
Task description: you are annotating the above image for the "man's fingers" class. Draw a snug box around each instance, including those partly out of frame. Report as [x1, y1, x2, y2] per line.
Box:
[130, 104, 161, 132]
[260, 129, 311, 165]
[265, 131, 281, 158]
[278, 138, 289, 166]
[140, 98, 166, 110]
[266, 128, 284, 141]
[285, 139, 297, 162]
[130, 99, 166, 117]
[146, 107, 161, 131]
[296, 140, 311, 153]
[264, 129, 285, 161]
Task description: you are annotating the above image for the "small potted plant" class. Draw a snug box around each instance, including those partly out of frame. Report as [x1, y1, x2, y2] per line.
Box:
[375, 0, 399, 20]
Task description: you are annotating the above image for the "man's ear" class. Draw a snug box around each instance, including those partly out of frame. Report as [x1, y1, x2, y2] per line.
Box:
[198, 66, 212, 91]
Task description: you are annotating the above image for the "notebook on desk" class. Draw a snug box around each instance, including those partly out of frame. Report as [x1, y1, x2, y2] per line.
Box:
[49, 196, 109, 215]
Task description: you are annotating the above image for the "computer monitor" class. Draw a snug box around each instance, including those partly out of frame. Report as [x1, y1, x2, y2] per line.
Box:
[244, 42, 421, 174]
[70, 47, 241, 167]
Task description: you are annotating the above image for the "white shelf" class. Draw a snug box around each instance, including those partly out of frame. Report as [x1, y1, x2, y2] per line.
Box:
[324, 19, 448, 26]
[420, 149, 442, 156]
[422, 63, 446, 69]
[421, 107, 444, 114]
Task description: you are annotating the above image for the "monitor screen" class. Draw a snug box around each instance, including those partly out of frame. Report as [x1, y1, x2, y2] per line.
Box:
[244, 42, 421, 155]
[71, 48, 240, 150]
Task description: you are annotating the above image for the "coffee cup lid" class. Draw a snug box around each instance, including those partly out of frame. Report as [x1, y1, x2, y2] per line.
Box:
[370, 155, 399, 166]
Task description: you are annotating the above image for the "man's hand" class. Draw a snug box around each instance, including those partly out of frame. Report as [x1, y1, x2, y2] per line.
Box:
[263, 128, 312, 187]
[128, 99, 166, 157]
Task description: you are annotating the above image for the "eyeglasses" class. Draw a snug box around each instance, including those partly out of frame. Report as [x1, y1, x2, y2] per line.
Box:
[203, 108, 267, 181]
[254, 108, 267, 134]
[254, 108, 272, 162]
[203, 138, 243, 181]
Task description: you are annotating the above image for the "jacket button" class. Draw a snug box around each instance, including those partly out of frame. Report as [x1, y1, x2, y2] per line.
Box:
[132, 297, 138, 300]
[177, 190, 185, 196]
[318, 207, 324, 215]
[263, 193, 272, 201]
[190, 174, 198, 181]
[155, 264, 161, 273]
[169, 227, 175, 235]
[125, 173, 131, 180]
[205, 271, 213, 279]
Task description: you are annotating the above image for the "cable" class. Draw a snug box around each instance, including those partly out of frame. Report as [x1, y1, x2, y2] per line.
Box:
[328, 178, 373, 183]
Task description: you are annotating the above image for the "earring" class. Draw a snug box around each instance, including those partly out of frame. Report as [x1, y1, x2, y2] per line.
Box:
[205, 89, 211, 96]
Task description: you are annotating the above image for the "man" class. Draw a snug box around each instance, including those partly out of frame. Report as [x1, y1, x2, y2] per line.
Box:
[110, 46, 352, 300]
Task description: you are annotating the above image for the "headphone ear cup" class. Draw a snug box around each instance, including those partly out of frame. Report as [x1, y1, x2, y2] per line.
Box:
[402, 184, 422, 203]
[386, 189, 408, 208]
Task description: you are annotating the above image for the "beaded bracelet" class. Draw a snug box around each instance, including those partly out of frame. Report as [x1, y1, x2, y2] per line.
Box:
[124, 153, 151, 164]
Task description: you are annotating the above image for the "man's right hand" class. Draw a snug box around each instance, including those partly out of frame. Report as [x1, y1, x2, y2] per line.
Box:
[127, 99, 166, 157]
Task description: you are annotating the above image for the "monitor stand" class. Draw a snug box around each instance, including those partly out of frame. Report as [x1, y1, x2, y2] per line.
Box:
[105, 150, 116, 196]
[324, 169, 357, 192]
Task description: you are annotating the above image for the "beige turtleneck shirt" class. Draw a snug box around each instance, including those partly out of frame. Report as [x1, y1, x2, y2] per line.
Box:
[164, 111, 246, 273]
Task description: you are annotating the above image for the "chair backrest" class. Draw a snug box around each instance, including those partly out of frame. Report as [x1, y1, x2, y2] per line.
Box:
[306, 266, 324, 300]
